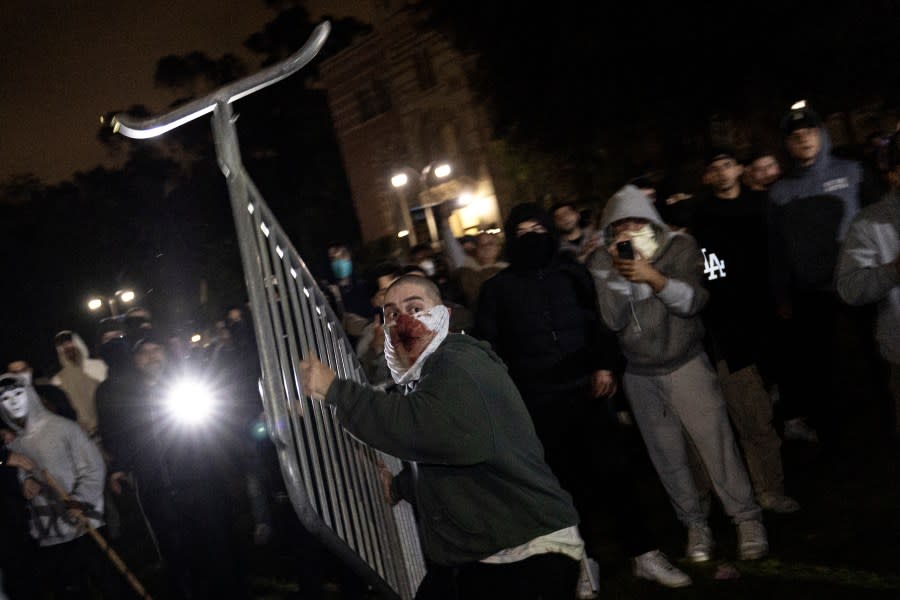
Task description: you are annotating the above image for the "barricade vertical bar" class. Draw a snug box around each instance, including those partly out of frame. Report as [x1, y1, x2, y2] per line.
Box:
[112, 24, 425, 597]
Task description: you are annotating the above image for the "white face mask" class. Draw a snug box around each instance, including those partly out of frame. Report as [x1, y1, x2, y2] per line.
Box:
[1, 387, 29, 420]
[384, 304, 450, 385]
[418, 259, 436, 277]
[628, 224, 660, 260]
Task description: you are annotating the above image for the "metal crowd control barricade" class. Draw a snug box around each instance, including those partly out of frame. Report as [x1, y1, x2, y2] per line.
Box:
[111, 22, 425, 600]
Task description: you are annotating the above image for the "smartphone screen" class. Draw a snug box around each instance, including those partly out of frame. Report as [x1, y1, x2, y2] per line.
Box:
[617, 240, 634, 260]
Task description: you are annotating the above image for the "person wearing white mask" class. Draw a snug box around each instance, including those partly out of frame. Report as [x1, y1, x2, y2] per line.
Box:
[299, 275, 584, 599]
[589, 185, 769, 564]
[0, 372, 125, 597]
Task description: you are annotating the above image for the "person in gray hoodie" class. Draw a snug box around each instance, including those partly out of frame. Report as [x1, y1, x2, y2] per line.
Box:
[836, 131, 900, 439]
[768, 101, 877, 446]
[0, 371, 124, 597]
[588, 185, 768, 563]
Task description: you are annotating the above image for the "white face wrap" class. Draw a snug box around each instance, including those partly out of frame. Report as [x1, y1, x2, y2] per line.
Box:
[628, 224, 660, 260]
[384, 304, 450, 386]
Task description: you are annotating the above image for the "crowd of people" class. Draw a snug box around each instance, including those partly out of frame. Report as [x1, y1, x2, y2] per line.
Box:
[304, 101, 899, 598]
[2, 101, 899, 599]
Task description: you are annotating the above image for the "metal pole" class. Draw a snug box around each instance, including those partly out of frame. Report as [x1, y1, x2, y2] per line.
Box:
[423, 205, 439, 245]
[395, 189, 417, 245]
[41, 470, 153, 599]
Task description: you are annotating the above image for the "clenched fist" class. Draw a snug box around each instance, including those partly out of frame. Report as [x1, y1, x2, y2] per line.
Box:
[298, 356, 337, 401]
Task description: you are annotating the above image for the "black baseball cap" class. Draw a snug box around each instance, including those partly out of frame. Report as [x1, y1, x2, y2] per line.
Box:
[704, 146, 739, 166]
[781, 101, 822, 135]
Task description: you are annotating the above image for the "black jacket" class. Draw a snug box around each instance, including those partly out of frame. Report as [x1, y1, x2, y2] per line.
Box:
[476, 255, 622, 396]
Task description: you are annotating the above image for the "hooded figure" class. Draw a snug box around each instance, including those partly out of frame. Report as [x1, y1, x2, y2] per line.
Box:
[0, 372, 105, 547]
[503, 203, 559, 270]
[769, 106, 872, 300]
[51, 331, 107, 436]
[590, 185, 709, 374]
[589, 186, 768, 564]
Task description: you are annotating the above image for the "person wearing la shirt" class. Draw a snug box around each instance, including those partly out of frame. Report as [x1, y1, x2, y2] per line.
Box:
[689, 148, 799, 515]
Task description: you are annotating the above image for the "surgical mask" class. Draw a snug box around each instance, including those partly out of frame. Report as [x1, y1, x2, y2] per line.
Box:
[330, 258, 352, 280]
[418, 259, 436, 277]
[628, 224, 660, 260]
[0, 386, 29, 420]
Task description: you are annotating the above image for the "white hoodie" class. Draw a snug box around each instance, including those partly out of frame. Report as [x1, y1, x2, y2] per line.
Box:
[51, 332, 107, 435]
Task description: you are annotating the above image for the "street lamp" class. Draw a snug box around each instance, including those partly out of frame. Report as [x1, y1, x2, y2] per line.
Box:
[87, 289, 136, 316]
[390, 162, 453, 245]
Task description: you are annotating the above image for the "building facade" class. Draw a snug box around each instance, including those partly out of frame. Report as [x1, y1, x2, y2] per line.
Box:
[319, 2, 502, 245]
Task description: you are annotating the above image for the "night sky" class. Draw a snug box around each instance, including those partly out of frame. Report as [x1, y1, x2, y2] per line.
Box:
[0, 0, 370, 184]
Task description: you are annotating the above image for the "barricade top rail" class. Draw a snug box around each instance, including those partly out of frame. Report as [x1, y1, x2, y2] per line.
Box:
[111, 21, 330, 140]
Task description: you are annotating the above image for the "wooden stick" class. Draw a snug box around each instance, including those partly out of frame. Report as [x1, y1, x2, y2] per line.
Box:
[41, 469, 154, 600]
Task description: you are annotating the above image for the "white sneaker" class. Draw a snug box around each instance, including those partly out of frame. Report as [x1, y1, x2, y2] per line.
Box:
[576, 557, 600, 599]
[686, 524, 713, 563]
[633, 550, 692, 588]
[758, 493, 801, 514]
[784, 418, 819, 442]
[737, 520, 769, 560]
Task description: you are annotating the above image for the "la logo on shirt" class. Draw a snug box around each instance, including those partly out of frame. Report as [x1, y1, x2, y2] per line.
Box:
[702, 248, 727, 281]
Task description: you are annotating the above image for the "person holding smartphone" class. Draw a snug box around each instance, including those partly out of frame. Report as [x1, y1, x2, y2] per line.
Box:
[589, 185, 768, 564]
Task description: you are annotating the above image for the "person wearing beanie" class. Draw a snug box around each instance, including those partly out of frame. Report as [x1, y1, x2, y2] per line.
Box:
[768, 101, 878, 447]
[687, 149, 800, 514]
[589, 185, 769, 564]
[836, 131, 900, 440]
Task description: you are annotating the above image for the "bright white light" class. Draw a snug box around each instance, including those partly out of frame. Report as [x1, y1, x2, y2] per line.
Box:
[791, 99, 807, 110]
[87, 298, 103, 311]
[166, 379, 215, 425]
[276, 246, 284, 258]
[290, 268, 298, 279]
[303, 287, 310, 298]
[191, 334, 202, 343]
[119, 290, 136, 303]
[391, 173, 409, 188]
[248, 203, 255, 214]
[397, 229, 409, 238]
[457, 193, 473, 207]
[260, 222, 270, 237]
[434, 163, 452, 179]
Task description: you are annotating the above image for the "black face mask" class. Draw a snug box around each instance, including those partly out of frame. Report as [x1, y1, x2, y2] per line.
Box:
[512, 232, 556, 268]
[99, 337, 131, 369]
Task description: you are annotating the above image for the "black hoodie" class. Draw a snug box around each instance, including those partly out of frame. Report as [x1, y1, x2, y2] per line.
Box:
[477, 204, 621, 394]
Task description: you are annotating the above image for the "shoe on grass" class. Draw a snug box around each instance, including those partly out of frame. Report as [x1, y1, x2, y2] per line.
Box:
[737, 519, 769, 560]
[758, 492, 800, 513]
[633, 550, 692, 588]
[686, 524, 713, 563]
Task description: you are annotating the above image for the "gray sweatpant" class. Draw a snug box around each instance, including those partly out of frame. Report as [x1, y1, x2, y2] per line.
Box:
[624, 353, 761, 527]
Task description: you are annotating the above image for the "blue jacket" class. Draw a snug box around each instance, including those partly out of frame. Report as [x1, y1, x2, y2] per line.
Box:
[769, 128, 867, 300]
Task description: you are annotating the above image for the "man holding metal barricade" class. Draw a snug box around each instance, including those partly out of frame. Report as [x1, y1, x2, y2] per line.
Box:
[300, 274, 584, 599]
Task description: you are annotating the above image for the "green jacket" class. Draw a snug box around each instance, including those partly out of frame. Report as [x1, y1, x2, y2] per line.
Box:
[325, 333, 579, 566]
